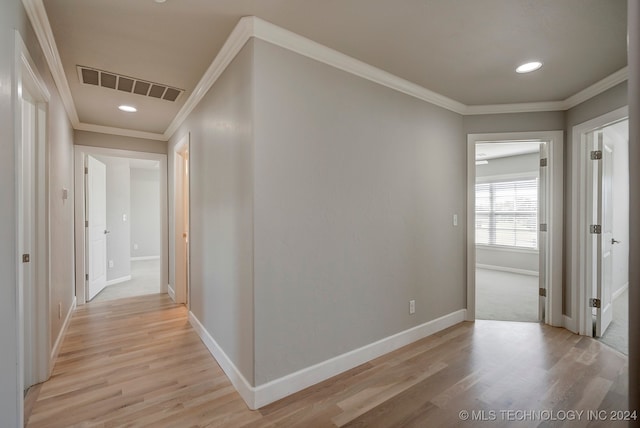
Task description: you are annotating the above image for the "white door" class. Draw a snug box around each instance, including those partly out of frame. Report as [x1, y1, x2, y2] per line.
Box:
[538, 141, 548, 322]
[86, 156, 108, 301]
[595, 134, 614, 336]
[20, 97, 36, 390]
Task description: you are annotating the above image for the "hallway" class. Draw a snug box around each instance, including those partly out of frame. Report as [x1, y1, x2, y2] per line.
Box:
[26, 295, 629, 427]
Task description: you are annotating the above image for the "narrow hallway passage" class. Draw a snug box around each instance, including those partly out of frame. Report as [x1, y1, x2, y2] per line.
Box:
[26, 295, 260, 427]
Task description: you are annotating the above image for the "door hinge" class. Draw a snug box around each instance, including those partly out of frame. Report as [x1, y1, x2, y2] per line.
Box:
[86, 273, 89, 281]
[590, 224, 602, 234]
[22, 254, 30, 263]
[540, 158, 548, 167]
[85, 220, 89, 227]
[84, 167, 88, 174]
[539, 288, 546, 297]
[590, 150, 602, 160]
[589, 298, 601, 309]
[539, 223, 548, 232]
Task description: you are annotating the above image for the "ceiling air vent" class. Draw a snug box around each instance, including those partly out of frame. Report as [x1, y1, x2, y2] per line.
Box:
[77, 65, 183, 102]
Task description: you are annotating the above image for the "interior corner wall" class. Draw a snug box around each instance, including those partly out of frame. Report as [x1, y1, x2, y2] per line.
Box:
[564, 81, 628, 317]
[75, 130, 168, 154]
[167, 40, 255, 385]
[1, 1, 75, 424]
[130, 168, 160, 258]
[252, 39, 466, 385]
[97, 156, 131, 280]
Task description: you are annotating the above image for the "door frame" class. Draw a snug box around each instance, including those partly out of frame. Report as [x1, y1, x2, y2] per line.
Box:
[466, 131, 564, 326]
[74, 146, 168, 305]
[172, 133, 190, 305]
[571, 106, 628, 336]
[14, 30, 51, 424]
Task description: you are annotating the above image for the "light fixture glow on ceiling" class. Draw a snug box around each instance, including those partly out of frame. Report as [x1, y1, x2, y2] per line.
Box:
[118, 105, 137, 112]
[154, 0, 166, 3]
[516, 61, 543, 74]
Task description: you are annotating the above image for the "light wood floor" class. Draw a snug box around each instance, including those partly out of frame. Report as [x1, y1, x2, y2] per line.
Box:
[27, 294, 629, 427]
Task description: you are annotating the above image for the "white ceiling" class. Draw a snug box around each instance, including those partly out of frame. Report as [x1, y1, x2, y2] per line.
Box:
[41, 0, 628, 138]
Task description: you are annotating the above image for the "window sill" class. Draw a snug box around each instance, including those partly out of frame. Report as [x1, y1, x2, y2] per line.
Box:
[475, 245, 539, 255]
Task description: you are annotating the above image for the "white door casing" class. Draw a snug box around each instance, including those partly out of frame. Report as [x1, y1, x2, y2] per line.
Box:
[538, 141, 548, 322]
[173, 133, 190, 305]
[594, 134, 614, 336]
[86, 155, 108, 301]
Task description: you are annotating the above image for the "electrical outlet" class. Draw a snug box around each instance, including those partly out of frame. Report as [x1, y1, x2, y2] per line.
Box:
[134, 244, 138, 250]
[58, 302, 62, 319]
[409, 299, 415, 314]
[122, 214, 127, 222]
[109, 260, 114, 268]
[453, 214, 458, 226]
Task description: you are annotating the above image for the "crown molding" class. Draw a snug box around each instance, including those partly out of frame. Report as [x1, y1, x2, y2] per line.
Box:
[562, 66, 628, 109]
[21, 0, 80, 127]
[163, 16, 255, 139]
[76, 122, 167, 141]
[464, 101, 566, 115]
[250, 17, 468, 115]
[23, 7, 629, 140]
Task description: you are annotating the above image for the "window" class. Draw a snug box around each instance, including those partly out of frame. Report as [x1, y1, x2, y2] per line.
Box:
[476, 179, 538, 249]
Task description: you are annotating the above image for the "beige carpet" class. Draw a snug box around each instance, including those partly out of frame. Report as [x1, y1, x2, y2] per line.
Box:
[475, 268, 539, 322]
[91, 259, 161, 302]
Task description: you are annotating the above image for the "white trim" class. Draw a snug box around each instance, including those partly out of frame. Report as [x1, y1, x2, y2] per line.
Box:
[465, 101, 566, 115]
[467, 131, 564, 326]
[475, 172, 538, 184]
[563, 315, 578, 334]
[189, 308, 465, 409]
[613, 282, 629, 301]
[50, 297, 75, 374]
[164, 18, 254, 139]
[476, 264, 538, 276]
[21, 0, 79, 126]
[105, 275, 131, 286]
[563, 67, 629, 109]
[22, 4, 629, 140]
[253, 309, 466, 409]
[74, 145, 169, 305]
[130, 256, 160, 261]
[570, 106, 628, 336]
[188, 312, 256, 408]
[76, 122, 166, 142]
[167, 284, 175, 302]
[476, 244, 538, 255]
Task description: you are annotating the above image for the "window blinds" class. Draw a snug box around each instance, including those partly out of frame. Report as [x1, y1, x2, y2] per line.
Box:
[475, 179, 538, 249]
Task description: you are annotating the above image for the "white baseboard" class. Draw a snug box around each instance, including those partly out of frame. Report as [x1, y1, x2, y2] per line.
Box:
[130, 256, 160, 261]
[563, 315, 578, 333]
[189, 308, 466, 410]
[476, 264, 538, 276]
[105, 275, 131, 286]
[188, 312, 256, 408]
[613, 282, 629, 301]
[168, 284, 176, 302]
[50, 296, 76, 373]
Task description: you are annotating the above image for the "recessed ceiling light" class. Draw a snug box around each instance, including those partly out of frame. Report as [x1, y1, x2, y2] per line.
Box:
[475, 160, 489, 165]
[118, 105, 137, 113]
[516, 61, 543, 74]
[154, 0, 166, 3]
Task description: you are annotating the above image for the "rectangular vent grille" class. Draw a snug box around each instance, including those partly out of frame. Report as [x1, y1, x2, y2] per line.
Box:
[77, 66, 183, 102]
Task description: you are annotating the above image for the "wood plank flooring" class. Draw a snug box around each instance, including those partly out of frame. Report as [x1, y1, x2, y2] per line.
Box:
[27, 294, 629, 427]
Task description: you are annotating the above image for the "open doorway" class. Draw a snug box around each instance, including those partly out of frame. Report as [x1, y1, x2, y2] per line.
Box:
[474, 142, 540, 322]
[573, 113, 628, 354]
[86, 155, 163, 303]
[467, 131, 564, 327]
[74, 146, 168, 306]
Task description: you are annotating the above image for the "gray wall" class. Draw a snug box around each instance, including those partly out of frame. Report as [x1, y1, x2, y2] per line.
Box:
[476, 153, 539, 273]
[564, 82, 628, 316]
[130, 168, 161, 258]
[75, 130, 167, 154]
[252, 39, 465, 384]
[97, 156, 131, 280]
[0, 1, 75, 424]
[168, 42, 255, 384]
